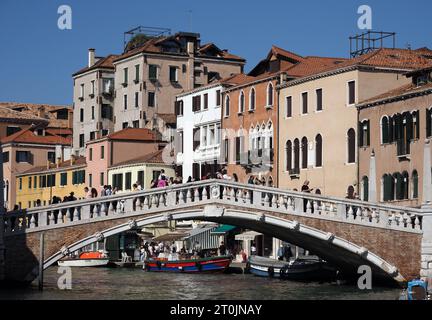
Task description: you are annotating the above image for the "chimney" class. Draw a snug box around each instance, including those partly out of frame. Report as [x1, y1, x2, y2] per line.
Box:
[187, 41, 194, 56]
[280, 72, 288, 84]
[88, 48, 95, 67]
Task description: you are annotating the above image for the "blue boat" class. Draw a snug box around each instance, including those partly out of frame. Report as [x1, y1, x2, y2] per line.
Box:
[400, 278, 430, 300]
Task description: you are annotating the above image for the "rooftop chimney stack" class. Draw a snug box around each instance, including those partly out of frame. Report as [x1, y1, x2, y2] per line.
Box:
[88, 48, 95, 67]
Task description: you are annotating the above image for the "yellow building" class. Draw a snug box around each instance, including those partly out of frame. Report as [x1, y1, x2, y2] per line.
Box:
[15, 156, 87, 209]
[108, 150, 175, 192]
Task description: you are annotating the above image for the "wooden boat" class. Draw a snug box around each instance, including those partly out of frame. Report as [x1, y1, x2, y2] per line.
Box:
[143, 255, 232, 273]
[57, 251, 109, 267]
[248, 255, 336, 281]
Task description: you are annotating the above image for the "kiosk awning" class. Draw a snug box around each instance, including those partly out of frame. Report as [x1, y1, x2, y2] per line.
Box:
[235, 231, 262, 241]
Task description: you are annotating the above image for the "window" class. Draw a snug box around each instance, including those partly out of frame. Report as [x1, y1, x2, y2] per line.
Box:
[315, 134, 322, 167]
[122, 122, 129, 129]
[135, 64, 140, 82]
[134, 92, 139, 108]
[152, 171, 161, 182]
[223, 138, 229, 163]
[89, 131, 95, 142]
[16, 151, 30, 163]
[91, 80, 95, 96]
[235, 136, 241, 164]
[89, 173, 92, 188]
[203, 93, 208, 110]
[175, 100, 184, 116]
[101, 145, 105, 159]
[3, 152, 9, 163]
[301, 137, 308, 169]
[402, 171, 409, 200]
[169, 66, 178, 82]
[362, 176, 369, 201]
[216, 90, 221, 106]
[294, 139, 300, 172]
[383, 174, 394, 201]
[133, 120, 139, 128]
[192, 95, 201, 112]
[149, 65, 158, 80]
[79, 134, 84, 148]
[224, 95, 230, 117]
[72, 170, 85, 185]
[427, 108, 432, 138]
[60, 172, 67, 186]
[238, 91, 245, 113]
[285, 140, 292, 171]
[101, 104, 113, 120]
[91, 106, 95, 120]
[47, 174, 56, 187]
[412, 170, 419, 199]
[267, 82, 274, 106]
[302, 92, 308, 114]
[28, 176, 32, 189]
[381, 116, 389, 144]
[347, 128, 356, 163]
[193, 127, 200, 151]
[89, 148, 93, 161]
[137, 171, 144, 186]
[80, 83, 84, 98]
[123, 68, 128, 85]
[40, 175, 47, 188]
[48, 151, 56, 163]
[359, 120, 370, 147]
[125, 172, 132, 190]
[249, 88, 255, 111]
[148, 92, 155, 107]
[102, 129, 108, 136]
[100, 172, 104, 186]
[112, 173, 123, 190]
[33, 176, 37, 189]
[123, 94, 128, 110]
[286, 96, 292, 118]
[6, 126, 21, 136]
[348, 81, 356, 105]
[176, 130, 183, 153]
[102, 78, 113, 94]
[80, 108, 84, 122]
[19, 178, 22, 190]
[316, 89, 323, 111]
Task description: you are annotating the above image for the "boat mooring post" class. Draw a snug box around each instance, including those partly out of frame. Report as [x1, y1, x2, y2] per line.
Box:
[38, 232, 45, 291]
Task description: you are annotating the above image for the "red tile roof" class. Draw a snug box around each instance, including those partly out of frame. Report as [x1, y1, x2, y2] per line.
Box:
[72, 54, 119, 77]
[283, 56, 349, 77]
[0, 106, 48, 124]
[107, 127, 162, 141]
[1, 126, 72, 145]
[111, 149, 166, 167]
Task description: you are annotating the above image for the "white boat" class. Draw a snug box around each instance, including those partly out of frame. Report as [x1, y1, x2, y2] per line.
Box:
[57, 251, 109, 267]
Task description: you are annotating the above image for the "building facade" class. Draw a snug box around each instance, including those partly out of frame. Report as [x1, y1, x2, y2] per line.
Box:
[358, 66, 432, 207]
[278, 48, 432, 198]
[15, 156, 87, 209]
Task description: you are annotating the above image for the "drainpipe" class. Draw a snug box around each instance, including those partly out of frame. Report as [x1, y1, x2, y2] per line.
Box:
[0, 140, 5, 281]
[356, 105, 360, 197]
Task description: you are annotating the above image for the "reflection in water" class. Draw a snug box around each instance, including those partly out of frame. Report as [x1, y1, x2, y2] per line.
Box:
[0, 267, 400, 300]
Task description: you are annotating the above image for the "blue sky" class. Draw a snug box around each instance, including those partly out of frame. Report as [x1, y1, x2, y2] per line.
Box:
[1, 0, 431, 105]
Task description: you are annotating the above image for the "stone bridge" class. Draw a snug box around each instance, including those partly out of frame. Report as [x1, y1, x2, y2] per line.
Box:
[2, 179, 432, 286]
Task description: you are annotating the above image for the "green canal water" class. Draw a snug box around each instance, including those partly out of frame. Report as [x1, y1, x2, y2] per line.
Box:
[0, 267, 401, 300]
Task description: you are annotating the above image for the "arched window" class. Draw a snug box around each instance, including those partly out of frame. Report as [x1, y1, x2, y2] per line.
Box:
[412, 170, 419, 199]
[381, 116, 389, 144]
[359, 120, 370, 147]
[412, 111, 419, 140]
[224, 95, 230, 117]
[315, 134, 322, 167]
[394, 172, 404, 200]
[362, 176, 369, 201]
[347, 128, 356, 163]
[267, 82, 274, 107]
[383, 174, 395, 201]
[402, 171, 409, 200]
[285, 140, 292, 171]
[301, 137, 308, 169]
[249, 88, 255, 111]
[294, 138, 300, 172]
[238, 91, 245, 113]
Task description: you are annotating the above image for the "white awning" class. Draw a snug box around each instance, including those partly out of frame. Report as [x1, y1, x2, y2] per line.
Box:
[235, 231, 262, 241]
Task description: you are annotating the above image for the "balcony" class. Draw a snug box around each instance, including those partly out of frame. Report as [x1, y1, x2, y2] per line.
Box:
[288, 167, 300, 177]
[397, 139, 411, 159]
[240, 148, 274, 168]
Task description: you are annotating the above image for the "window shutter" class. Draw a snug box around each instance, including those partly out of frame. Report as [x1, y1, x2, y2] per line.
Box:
[358, 122, 364, 147]
[174, 101, 179, 116]
[427, 109, 431, 137]
[367, 120, 370, 146]
[416, 110, 420, 139]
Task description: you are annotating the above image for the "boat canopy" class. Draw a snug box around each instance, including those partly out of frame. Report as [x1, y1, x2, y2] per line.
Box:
[210, 224, 237, 235]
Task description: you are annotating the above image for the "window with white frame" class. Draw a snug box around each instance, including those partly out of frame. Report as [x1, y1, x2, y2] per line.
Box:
[238, 91, 245, 113]
[267, 82, 274, 107]
[249, 88, 255, 111]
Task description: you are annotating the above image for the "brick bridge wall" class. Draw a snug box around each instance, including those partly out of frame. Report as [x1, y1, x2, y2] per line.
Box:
[4, 204, 422, 283]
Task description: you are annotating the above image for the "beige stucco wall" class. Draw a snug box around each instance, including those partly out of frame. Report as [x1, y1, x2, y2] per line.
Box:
[278, 69, 411, 198]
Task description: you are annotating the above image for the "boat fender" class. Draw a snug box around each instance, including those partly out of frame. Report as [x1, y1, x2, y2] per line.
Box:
[195, 262, 203, 271]
[280, 266, 288, 279]
[268, 266, 275, 277]
[156, 260, 162, 270]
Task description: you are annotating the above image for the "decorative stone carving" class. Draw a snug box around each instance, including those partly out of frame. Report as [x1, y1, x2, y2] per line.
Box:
[211, 185, 220, 199]
[94, 232, 104, 242]
[60, 246, 70, 256]
[325, 232, 335, 242]
[128, 219, 137, 229]
[357, 247, 368, 258]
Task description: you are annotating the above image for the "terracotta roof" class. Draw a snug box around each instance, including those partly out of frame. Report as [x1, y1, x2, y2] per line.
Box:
[156, 113, 176, 125]
[0, 106, 48, 124]
[0, 102, 72, 129]
[283, 56, 349, 77]
[270, 45, 305, 62]
[20, 156, 86, 175]
[45, 128, 73, 136]
[114, 35, 245, 63]
[358, 82, 432, 107]
[1, 126, 72, 145]
[107, 127, 162, 141]
[73, 54, 119, 77]
[111, 149, 166, 167]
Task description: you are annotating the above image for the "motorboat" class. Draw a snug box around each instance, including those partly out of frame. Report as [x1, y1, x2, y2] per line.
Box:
[143, 255, 232, 273]
[57, 251, 109, 267]
[248, 255, 337, 281]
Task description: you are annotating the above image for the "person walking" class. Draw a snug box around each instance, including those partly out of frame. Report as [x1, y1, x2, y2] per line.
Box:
[301, 180, 313, 212]
[219, 241, 227, 256]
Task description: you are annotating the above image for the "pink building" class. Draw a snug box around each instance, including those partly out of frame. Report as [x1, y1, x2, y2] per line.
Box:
[85, 127, 166, 192]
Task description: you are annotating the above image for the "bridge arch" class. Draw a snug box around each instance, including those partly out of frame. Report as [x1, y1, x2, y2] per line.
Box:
[44, 206, 405, 285]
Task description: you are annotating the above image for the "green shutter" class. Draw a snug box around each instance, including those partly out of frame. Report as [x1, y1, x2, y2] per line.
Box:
[427, 109, 431, 138]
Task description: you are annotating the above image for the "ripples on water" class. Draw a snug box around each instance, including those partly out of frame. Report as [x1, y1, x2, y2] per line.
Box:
[0, 267, 400, 300]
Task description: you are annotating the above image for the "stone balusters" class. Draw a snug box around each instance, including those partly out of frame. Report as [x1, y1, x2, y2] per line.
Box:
[287, 197, 294, 211]
[194, 188, 200, 202]
[306, 200, 312, 214]
[263, 193, 270, 207]
[108, 202, 115, 215]
[100, 203, 107, 216]
[186, 189, 192, 203]
[73, 207, 80, 221]
[202, 186, 208, 200]
[29, 213, 36, 228]
[347, 206, 354, 220]
[151, 194, 158, 208]
[271, 193, 277, 208]
[66, 207, 73, 222]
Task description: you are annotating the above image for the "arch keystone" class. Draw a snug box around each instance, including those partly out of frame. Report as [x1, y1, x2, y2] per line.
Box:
[291, 221, 300, 231]
[128, 219, 138, 228]
[325, 232, 335, 242]
[60, 246, 70, 256]
[357, 247, 368, 258]
[94, 232, 104, 242]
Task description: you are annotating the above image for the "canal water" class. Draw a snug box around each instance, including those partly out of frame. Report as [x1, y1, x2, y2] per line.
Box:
[0, 267, 401, 300]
